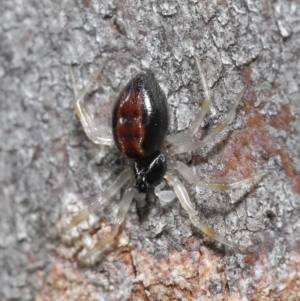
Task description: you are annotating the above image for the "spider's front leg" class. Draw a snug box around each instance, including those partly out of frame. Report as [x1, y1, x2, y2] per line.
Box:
[167, 57, 212, 145]
[69, 62, 114, 146]
[165, 172, 249, 253]
[168, 56, 245, 155]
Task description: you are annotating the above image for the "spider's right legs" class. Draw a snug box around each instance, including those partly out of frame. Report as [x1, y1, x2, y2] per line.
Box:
[69, 62, 114, 146]
[65, 168, 131, 231]
[165, 172, 249, 253]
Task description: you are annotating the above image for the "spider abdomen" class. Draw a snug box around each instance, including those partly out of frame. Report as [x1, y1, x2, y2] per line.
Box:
[112, 70, 168, 159]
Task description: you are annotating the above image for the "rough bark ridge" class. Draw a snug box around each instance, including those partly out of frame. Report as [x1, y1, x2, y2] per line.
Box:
[1, 0, 300, 300]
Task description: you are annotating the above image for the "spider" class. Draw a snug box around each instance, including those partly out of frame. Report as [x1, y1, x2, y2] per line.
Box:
[66, 57, 264, 262]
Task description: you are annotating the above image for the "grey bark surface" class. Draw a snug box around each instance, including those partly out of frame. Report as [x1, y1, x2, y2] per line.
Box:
[1, 0, 300, 300]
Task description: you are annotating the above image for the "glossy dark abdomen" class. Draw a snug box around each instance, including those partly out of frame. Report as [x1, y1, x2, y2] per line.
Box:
[112, 70, 168, 159]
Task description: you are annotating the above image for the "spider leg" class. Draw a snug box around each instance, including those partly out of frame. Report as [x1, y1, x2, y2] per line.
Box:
[169, 87, 245, 155]
[155, 180, 176, 203]
[80, 186, 137, 261]
[176, 161, 266, 191]
[164, 172, 249, 253]
[69, 62, 114, 146]
[65, 168, 131, 231]
[167, 56, 212, 145]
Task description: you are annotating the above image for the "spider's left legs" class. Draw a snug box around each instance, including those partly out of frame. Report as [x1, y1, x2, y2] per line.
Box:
[164, 173, 249, 253]
[167, 56, 212, 145]
[69, 62, 113, 146]
[80, 186, 138, 262]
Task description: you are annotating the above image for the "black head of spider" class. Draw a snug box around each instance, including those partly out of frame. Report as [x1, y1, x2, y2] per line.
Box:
[133, 151, 167, 193]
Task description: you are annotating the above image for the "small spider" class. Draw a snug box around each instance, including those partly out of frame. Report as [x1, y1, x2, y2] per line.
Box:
[66, 57, 264, 261]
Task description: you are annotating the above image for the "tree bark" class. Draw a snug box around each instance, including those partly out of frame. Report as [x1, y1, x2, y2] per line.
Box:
[1, 0, 300, 300]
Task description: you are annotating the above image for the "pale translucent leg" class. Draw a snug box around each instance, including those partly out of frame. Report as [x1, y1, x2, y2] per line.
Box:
[167, 56, 212, 145]
[155, 180, 176, 203]
[164, 173, 249, 253]
[69, 62, 114, 146]
[80, 186, 138, 261]
[169, 87, 246, 155]
[65, 168, 131, 231]
[175, 161, 266, 191]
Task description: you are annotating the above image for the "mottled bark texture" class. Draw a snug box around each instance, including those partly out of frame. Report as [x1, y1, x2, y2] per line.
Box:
[1, 1, 300, 300]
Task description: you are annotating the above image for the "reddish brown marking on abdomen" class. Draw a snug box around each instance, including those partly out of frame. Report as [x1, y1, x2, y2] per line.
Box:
[115, 90, 146, 158]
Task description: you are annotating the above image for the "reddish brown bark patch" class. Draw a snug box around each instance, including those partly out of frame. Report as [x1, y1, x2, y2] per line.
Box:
[128, 247, 234, 300]
[36, 258, 98, 301]
[241, 65, 254, 86]
[82, 0, 90, 7]
[277, 149, 297, 178]
[254, 252, 300, 300]
[220, 110, 277, 178]
[128, 282, 149, 301]
[269, 104, 296, 131]
[293, 176, 300, 194]
[268, 103, 299, 193]
[220, 107, 300, 194]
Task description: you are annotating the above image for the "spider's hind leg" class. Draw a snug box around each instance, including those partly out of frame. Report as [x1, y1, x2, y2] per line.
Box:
[65, 168, 131, 231]
[80, 186, 138, 263]
[165, 172, 250, 253]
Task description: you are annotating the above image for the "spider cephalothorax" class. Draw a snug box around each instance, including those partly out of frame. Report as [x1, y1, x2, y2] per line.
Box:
[133, 151, 167, 193]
